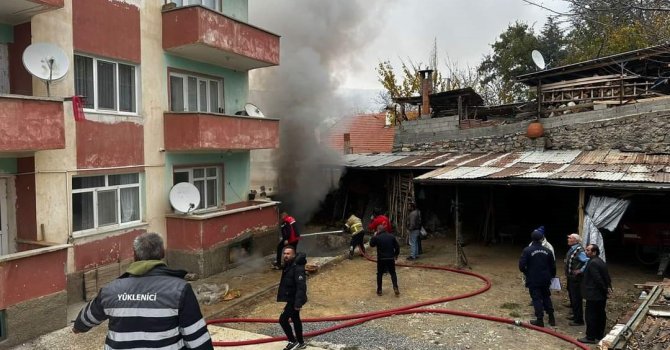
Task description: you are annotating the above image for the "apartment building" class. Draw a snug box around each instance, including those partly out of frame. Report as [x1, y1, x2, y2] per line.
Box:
[0, 0, 280, 346]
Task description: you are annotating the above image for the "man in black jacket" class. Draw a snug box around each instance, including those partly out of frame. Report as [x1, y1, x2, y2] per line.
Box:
[370, 224, 400, 296]
[73, 232, 213, 350]
[579, 244, 612, 344]
[277, 245, 308, 350]
[519, 230, 556, 327]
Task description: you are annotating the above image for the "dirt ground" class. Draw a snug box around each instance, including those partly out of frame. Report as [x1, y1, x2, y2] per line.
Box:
[219, 236, 658, 350]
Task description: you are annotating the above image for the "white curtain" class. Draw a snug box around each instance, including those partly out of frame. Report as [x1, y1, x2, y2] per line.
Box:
[583, 195, 630, 262]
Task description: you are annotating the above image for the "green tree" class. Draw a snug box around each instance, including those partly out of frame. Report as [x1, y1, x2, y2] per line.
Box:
[478, 22, 541, 103]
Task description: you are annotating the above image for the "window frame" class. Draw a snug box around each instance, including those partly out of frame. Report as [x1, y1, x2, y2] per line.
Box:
[71, 173, 143, 236]
[172, 166, 222, 211]
[74, 53, 140, 116]
[175, 0, 222, 12]
[168, 71, 224, 114]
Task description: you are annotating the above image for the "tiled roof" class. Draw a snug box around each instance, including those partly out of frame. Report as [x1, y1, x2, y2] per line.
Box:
[325, 113, 395, 154]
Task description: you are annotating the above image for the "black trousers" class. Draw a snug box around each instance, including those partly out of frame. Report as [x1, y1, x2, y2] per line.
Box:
[279, 303, 303, 343]
[585, 299, 607, 340]
[275, 240, 299, 266]
[377, 259, 398, 292]
[349, 231, 366, 254]
[529, 286, 554, 319]
[567, 278, 584, 323]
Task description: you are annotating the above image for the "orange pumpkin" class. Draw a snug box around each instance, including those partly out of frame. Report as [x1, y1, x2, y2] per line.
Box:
[526, 121, 544, 139]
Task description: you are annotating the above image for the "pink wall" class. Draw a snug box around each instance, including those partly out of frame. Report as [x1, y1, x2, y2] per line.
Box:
[73, 229, 143, 271]
[0, 97, 65, 152]
[164, 113, 279, 151]
[166, 202, 278, 251]
[0, 248, 67, 309]
[72, 0, 141, 63]
[162, 7, 279, 66]
[76, 120, 144, 169]
[8, 22, 32, 96]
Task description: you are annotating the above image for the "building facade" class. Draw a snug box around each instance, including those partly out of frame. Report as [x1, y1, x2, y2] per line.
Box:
[0, 0, 280, 346]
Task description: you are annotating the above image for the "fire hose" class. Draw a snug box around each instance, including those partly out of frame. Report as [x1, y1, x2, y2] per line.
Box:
[208, 254, 589, 349]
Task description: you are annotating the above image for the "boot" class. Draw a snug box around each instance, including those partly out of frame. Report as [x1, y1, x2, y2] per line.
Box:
[529, 318, 544, 327]
[348, 247, 354, 260]
[548, 313, 556, 326]
[394, 287, 400, 296]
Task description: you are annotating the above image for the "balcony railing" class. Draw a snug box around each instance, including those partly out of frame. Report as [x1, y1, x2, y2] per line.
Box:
[0, 95, 65, 153]
[163, 112, 279, 151]
[162, 5, 280, 70]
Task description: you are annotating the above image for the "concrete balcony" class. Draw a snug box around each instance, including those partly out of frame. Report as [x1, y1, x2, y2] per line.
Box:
[0, 95, 65, 153]
[162, 5, 280, 71]
[163, 112, 279, 151]
[165, 201, 279, 277]
[0, 0, 64, 24]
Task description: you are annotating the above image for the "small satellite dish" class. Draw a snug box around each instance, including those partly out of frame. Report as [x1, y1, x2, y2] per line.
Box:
[169, 182, 201, 214]
[244, 103, 266, 118]
[531, 50, 546, 70]
[22, 43, 70, 96]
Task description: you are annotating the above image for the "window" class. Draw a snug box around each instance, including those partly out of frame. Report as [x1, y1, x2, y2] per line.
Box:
[173, 167, 221, 210]
[173, 0, 221, 12]
[72, 173, 141, 234]
[74, 54, 139, 114]
[169, 72, 224, 113]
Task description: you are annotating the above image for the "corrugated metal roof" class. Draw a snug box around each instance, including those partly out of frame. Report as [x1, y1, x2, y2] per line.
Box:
[343, 149, 670, 186]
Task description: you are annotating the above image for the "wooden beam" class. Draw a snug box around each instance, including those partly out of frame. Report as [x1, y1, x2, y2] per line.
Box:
[578, 188, 585, 236]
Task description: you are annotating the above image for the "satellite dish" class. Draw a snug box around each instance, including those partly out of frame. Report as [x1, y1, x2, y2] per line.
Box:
[22, 43, 70, 96]
[244, 103, 266, 118]
[531, 50, 546, 70]
[169, 182, 201, 214]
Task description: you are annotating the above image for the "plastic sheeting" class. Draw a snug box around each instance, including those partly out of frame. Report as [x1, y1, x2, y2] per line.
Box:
[583, 195, 630, 262]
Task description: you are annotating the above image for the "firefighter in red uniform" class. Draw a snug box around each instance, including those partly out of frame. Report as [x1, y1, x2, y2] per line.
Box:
[274, 212, 300, 269]
[368, 208, 393, 233]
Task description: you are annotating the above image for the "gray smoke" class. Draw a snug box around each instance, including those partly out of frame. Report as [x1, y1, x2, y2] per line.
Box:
[249, 0, 391, 224]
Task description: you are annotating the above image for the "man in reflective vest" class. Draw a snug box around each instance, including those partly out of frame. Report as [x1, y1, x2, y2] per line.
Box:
[345, 213, 365, 259]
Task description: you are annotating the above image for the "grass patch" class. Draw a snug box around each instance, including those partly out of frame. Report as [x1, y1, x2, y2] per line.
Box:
[500, 302, 520, 309]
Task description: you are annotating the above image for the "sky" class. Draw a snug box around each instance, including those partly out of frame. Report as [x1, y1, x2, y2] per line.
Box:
[249, 0, 570, 92]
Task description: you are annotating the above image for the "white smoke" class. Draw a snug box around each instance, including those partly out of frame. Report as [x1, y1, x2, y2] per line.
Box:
[249, 0, 392, 223]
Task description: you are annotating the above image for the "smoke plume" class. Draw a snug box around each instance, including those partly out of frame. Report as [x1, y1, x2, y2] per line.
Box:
[249, 1, 390, 224]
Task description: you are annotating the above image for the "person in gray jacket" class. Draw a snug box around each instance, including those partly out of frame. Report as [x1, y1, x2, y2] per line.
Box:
[73, 232, 212, 350]
[406, 202, 422, 260]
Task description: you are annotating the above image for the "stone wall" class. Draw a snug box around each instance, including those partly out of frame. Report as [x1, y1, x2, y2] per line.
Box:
[393, 99, 670, 154]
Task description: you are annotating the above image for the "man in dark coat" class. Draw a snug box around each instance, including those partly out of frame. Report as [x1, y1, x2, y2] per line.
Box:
[519, 230, 556, 327]
[370, 224, 400, 296]
[578, 244, 612, 344]
[277, 245, 308, 350]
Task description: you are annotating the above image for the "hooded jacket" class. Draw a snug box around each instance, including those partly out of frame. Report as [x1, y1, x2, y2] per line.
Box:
[277, 252, 308, 308]
[73, 261, 213, 350]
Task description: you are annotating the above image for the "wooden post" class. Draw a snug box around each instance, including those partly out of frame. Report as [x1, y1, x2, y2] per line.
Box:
[457, 95, 463, 120]
[578, 188, 585, 236]
[537, 80, 542, 118]
[455, 186, 469, 268]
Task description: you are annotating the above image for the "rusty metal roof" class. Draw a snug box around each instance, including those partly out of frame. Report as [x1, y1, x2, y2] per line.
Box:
[343, 150, 670, 188]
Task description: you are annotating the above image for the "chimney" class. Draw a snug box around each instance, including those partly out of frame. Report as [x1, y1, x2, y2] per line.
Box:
[343, 133, 352, 154]
[419, 69, 433, 117]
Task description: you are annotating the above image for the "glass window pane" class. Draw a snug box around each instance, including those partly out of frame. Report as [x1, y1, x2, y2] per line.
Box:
[193, 168, 205, 178]
[199, 80, 208, 112]
[206, 179, 217, 207]
[206, 167, 217, 177]
[187, 77, 197, 111]
[173, 171, 189, 185]
[120, 187, 140, 222]
[210, 81, 219, 113]
[72, 192, 94, 231]
[194, 180, 205, 209]
[97, 190, 117, 226]
[97, 61, 116, 110]
[109, 173, 139, 186]
[74, 55, 94, 108]
[170, 76, 184, 112]
[118, 64, 136, 113]
[73, 176, 105, 189]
